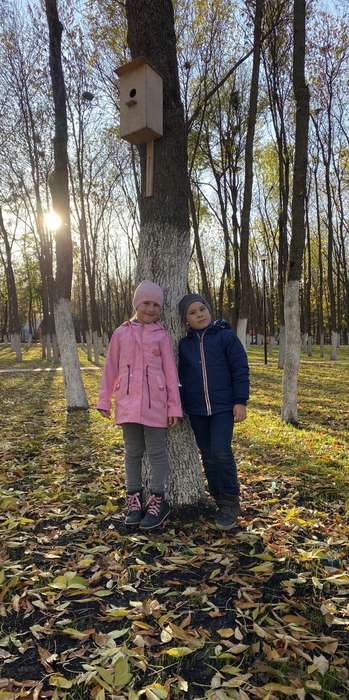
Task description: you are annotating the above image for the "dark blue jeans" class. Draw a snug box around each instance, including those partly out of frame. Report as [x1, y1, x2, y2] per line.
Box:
[189, 412, 240, 498]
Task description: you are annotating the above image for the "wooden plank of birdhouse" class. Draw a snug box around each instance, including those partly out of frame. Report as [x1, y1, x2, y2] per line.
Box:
[145, 141, 154, 197]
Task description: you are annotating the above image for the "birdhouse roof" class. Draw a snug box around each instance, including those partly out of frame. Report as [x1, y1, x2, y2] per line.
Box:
[116, 57, 162, 79]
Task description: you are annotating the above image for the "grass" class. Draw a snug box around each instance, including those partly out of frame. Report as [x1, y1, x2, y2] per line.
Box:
[0, 342, 348, 699]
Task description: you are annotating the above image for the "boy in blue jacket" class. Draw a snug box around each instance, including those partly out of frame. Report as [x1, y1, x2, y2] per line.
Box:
[178, 294, 249, 530]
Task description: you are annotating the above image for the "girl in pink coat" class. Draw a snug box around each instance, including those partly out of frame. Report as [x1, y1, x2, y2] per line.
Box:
[97, 280, 182, 530]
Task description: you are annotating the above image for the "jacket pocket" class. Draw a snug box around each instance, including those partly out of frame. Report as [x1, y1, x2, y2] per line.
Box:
[145, 367, 167, 409]
[114, 365, 131, 395]
[156, 375, 167, 406]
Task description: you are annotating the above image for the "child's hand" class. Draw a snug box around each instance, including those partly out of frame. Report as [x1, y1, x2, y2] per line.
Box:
[168, 416, 179, 427]
[233, 404, 247, 422]
[97, 408, 111, 419]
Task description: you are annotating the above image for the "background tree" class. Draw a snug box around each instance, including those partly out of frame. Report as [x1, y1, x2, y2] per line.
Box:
[282, 0, 309, 423]
[238, 0, 265, 348]
[44, 0, 88, 409]
[0, 208, 22, 360]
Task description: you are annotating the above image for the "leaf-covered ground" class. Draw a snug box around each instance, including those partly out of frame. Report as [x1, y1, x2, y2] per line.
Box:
[0, 343, 348, 700]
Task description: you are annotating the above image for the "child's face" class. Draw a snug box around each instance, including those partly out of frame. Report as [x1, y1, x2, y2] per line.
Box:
[186, 301, 211, 330]
[136, 300, 161, 324]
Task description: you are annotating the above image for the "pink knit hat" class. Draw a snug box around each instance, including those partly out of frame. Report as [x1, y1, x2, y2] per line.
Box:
[133, 280, 164, 309]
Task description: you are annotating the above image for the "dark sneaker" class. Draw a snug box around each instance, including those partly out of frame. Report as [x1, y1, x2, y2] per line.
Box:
[125, 492, 142, 527]
[215, 496, 240, 530]
[139, 494, 170, 530]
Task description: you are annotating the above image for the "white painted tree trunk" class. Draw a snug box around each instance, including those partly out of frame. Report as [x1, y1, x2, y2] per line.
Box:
[320, 331, 324, 358]
[257, 332, 263, 346]
[102, 332, 109, 355]
[52, 333, 60, 363]
[137, 222, 205, 506]
[28, 333, 33, 347]
[41, 335, 46, 359]
[246, 333, 251, 347]
[166, 420, 204, 505]
[92, 330, 100, 366]
[330, 330, 337, 361]
[86, 330, 93, 362]
[54, 298, 88, 409]
[301, 332, 308, 353]
[11, 333, 22, 362]
[282, 280, 301, 424]
[278, 325, 285, 368]
[46, 335, 53, 361]
[237, 317, 248, 350]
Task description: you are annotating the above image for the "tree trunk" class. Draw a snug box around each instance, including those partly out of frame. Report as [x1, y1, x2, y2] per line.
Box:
[231, 180, 241, 328]
[282, 0, 309, 424]
[325, 155, 337, 360]
[314, 161, 324, 357]
[125, 0, 203, 505]
[276, 131, 289, 368]
[189, 186, 211, 306]
[238, 0, 264, 348]
[79, 219, 90, 346]
[45, 0, 88, 409]
[0, 208, 22, 361]
[305, 190, 312, 355]
[262, 12, 290, 368]
[314, 104, 337, 360]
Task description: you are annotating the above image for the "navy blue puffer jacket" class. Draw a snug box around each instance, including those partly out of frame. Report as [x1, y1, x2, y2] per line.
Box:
[178, 321, 249, 416]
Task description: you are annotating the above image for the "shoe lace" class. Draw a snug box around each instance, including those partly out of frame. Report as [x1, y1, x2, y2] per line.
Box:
[146, 494, 162, 516]
[127, 493, 141, 511]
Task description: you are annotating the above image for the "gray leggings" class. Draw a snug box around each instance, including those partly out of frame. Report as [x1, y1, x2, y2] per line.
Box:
[122, 423, 169, 494]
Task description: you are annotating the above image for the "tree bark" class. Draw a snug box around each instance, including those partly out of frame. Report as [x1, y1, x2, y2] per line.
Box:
[45, 0, 88, 409]
[189, 186, 212, 306]
[312, 108, 337, 360]
[238, 0, 264, 348]
[282, 0, 309, 424]
[262, 4, 291, 366]
[0, 207, 22, 362]
[126, 0, 203, 505]
[314, 161, 324, 357]
[125, 0, 204, 505]
[0, 208, 22, 361]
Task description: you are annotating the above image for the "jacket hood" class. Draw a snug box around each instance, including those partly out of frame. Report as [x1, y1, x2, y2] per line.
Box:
[186, 319, 231, 337]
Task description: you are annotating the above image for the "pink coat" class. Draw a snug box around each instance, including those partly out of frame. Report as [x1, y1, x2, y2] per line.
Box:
[96, 321, 183, 427]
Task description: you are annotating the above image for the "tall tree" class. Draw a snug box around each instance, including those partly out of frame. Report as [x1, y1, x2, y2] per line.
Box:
[0, 208, 22, 360]
[237, 0, 265, 347]
[262, 0, 291, 366]
[45, 0, 88, 409]
[125, 0, 204, 505]
[281, 0, 309, 423]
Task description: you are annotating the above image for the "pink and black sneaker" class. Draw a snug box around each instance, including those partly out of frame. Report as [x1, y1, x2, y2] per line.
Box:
[139, 493, 170, 530]
[125, 491, 142, 527]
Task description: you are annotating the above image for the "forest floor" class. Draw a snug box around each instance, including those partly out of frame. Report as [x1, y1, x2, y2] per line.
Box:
[0, 343, 348, 700]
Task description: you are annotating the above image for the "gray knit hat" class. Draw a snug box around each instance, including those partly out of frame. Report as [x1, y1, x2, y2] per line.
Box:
[178, 293, 211, 324]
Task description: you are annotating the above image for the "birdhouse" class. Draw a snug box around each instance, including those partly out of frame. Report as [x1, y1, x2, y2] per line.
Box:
[117, 58, 163, 145]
